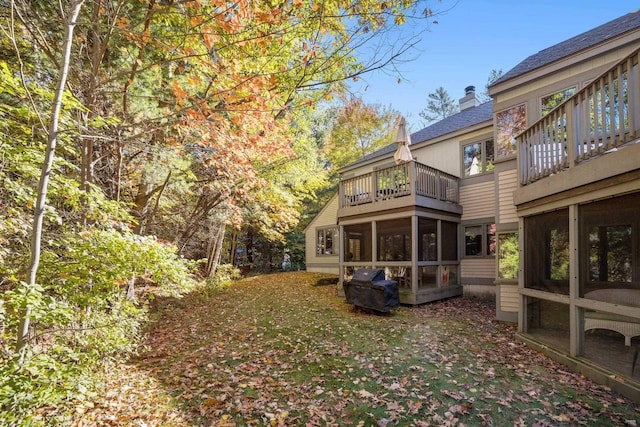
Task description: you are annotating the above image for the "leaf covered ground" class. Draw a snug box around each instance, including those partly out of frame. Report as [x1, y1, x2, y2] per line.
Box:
[75, 272, 640, 426]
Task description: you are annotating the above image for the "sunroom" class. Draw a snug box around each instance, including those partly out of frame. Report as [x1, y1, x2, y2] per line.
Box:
[337, 160, 463, 305]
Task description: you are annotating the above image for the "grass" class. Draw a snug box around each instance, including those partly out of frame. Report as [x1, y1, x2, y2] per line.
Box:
[73, 272, 640, 426]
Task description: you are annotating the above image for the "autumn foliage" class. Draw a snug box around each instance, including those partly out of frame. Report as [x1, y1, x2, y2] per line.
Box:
[1, 0, 442, 423]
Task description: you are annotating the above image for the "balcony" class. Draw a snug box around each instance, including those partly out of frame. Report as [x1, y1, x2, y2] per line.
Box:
[338, 161, 460, 218]
[518, 47, 640, 187]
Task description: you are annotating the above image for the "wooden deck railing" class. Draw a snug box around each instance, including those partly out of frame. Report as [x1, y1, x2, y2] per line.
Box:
[340, 161, 459, 208]
[518, 47, 640, 185]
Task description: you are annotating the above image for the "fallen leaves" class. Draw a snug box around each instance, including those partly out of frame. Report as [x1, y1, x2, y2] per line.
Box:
[69, 272, 640, 426]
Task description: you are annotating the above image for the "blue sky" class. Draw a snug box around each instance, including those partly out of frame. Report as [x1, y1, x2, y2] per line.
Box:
[349, 1, 637, 131]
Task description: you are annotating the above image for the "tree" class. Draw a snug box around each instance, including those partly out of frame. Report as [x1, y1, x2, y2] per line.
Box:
[4, 0, 447, 365]
[419, 86, 458, 125]
[480, 68, 504, 102]
[9, 0, 443, 265]
[323, 96, 399, 173]
[15, 0, 85, 364]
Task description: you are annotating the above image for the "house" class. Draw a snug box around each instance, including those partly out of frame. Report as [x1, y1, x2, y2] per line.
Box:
[306, 90, 496, 305]
[490, 10, 640, 400]
[306, 10, 640, 399]
[304, 192, 340, 274]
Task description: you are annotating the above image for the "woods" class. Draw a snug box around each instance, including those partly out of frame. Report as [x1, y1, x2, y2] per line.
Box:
[0, 0, 438, 423]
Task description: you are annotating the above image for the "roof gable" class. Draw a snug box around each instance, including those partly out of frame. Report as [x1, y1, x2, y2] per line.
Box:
[303, 192, 338, 232]
[493, 10, 640, 86]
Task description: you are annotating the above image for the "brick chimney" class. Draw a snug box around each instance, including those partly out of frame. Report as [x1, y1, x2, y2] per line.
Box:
[459, 85, 480, 111]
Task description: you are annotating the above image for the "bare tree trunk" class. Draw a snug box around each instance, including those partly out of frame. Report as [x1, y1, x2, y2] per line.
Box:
[136, 170, 171, 234]
[83, 0, 125, 204]
[175, 193, 222, 254]
[205, 223, 226, 278]
[79, 0, 101, 197]
[114, 136, 123, 201]
[16, 0, 85, 364]
[204, 225, 215, 274]
[125, 276, 136, 301]
[229, 230, 238, 266]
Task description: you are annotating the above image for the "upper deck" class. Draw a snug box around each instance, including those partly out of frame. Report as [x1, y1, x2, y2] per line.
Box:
[338, 160, 461, 219]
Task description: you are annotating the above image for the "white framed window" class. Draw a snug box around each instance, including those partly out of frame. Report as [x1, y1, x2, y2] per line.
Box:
[464, 223, 496, 257]
[316, 227, 338, 256]
[497, 231, 519, 280]
[540, 87, 576, 117]
[496, 104, 526, 158]
[462, 139, 494, 177]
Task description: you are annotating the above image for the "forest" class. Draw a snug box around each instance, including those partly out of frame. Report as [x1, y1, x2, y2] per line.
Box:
[0, 0, 439, 423]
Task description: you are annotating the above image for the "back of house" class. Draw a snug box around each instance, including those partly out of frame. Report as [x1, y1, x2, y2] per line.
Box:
[306, 9, 640, 401]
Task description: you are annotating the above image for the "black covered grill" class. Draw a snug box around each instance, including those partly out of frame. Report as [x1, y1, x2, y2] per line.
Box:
[343, 268, 399, 313]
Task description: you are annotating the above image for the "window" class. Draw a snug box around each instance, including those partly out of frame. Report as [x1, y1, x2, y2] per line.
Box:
[498, 232, 519, 280]
[316, 227, 338, 256]
[496, 104, 527, 158]
[464, 223, 496, 257]
[463, 139, 494, 177]
[549, 228, 570, 281]
[541, 87, 576, 116]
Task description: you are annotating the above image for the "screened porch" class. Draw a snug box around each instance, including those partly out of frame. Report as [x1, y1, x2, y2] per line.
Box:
[339, 213, 462, 305]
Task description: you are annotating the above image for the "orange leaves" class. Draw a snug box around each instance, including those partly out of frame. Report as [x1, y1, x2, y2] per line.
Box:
[203, 33, 219, 49]
[77, 273, 637, 426]
[190, 15, 203, 27]
[115, 16, 130, 29]
[267, 73, 279, 88]
[256, 7, 283, 24]
[301, 41, 318, 65]
[184, 108, 205, 122]
[171, 81, 187, 107]
[73, 363, 189, 426]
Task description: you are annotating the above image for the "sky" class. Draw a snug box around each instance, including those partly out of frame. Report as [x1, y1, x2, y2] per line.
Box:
[349, 1, 637, 131]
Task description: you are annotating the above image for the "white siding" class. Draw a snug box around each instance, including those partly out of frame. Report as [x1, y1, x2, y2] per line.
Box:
[342, 162, 380, 180]
[499, 283, 519, 313]
[414, 127, 492, 177]
[412, 141, 460, 176]
[461, 258, 495, 279]
[305, 194, 340, 273]
[460, 181, 495, 220]
[498, 169, 518, 224]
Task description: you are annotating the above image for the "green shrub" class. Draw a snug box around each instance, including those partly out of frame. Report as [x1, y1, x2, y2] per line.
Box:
[205, 263, 242, 293]
[0, 227, 198, 426]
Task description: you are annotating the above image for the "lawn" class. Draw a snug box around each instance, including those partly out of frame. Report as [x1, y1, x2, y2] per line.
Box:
[75, 272, 639, 426]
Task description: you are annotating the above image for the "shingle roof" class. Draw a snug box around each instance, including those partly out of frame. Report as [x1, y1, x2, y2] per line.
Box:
[493, 9, 640, 86]
[411, 101, 493, 143]
[342, 101, 493, 170]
